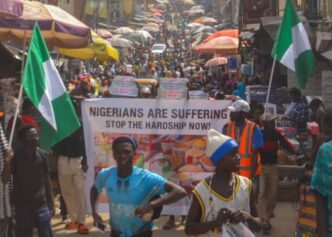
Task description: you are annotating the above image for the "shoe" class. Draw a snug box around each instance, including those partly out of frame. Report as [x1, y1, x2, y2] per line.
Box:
[78, 223, 89, 235]
[163, 219, 176, 230]
[65, 221, 78, 230]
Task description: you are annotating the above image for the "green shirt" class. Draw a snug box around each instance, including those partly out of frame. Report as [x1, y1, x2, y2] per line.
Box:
[311, 140, 332, 236]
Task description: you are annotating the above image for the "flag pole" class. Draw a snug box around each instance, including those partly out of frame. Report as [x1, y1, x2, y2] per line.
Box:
[264, 55, 277, 115]
[8, 30, 28, 148]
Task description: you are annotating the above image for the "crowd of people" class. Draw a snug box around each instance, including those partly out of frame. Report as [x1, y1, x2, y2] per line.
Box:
[0, 2, 331, 237]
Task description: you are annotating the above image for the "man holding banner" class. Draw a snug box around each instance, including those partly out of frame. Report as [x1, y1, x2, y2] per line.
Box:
[90, 136, 186, 237]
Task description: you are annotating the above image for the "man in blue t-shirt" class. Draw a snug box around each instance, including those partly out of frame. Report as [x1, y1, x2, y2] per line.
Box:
[90, 137, 186, 237]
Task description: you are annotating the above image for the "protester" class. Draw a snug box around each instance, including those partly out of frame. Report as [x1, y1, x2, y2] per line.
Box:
[53, 126, 89, 234]
[258, 113, 295, 234]
[6, 99, 39, 136]
[309, 98, 325, 129]
[283, 87, 309, 134]
[2, 125, 54, 237]
[249, 102, 265, 126]
[185, 129, 261, 236]
[311, 111, 332, 236]
[223, 100, 264, 180]
[90, 136, 186, 237]
[0, 124, 14, 237]
[52, 99, 88, 234]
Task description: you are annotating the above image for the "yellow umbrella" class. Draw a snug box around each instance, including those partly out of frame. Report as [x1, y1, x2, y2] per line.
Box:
[58, 30, 119, 61]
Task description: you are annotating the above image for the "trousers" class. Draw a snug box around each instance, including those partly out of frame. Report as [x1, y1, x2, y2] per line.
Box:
[15, 207, 53, 237]
[257, 164, 279, 221]
[58, 156, 86, 223]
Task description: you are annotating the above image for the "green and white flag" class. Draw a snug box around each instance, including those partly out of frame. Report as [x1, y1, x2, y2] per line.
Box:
[272, 0, 315, 89]
[23, 23, 80, 150]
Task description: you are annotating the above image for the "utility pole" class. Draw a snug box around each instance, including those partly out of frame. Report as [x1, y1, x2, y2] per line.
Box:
[107, 0, 110, 30]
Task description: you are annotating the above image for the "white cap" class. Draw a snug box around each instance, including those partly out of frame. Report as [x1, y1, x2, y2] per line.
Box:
[207, 129, 238, 166]
[227, 100, 250, 113]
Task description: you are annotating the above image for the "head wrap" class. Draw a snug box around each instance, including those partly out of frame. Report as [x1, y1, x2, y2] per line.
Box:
[206, 129, 238, 166]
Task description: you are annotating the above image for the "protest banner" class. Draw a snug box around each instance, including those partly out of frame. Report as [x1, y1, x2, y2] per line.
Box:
[82, 98, 232, 214]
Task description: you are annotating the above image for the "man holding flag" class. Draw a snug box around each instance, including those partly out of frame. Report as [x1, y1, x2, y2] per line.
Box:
[2, 23, 81, 237]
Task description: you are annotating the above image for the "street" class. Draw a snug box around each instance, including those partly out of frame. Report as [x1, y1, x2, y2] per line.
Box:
[49, 202, 297, 237]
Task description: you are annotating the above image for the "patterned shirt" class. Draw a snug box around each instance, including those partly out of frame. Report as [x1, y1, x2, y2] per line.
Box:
[0, 124, 13, 219]
[287, 101, 309, 133]
[311, 140, 332, 235]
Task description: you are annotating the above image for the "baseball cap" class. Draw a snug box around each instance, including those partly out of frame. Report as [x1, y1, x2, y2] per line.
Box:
[227, 100, 250, 113]
[260, 113, 277, 122]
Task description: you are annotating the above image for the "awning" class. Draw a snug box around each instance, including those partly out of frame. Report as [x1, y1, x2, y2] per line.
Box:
[260, 16, 314, 41]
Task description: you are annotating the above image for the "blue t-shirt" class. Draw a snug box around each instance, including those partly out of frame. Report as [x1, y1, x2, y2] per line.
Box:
[311, 141, 332, 236]
[95, 167, 167, 237]
[222, 121, 264, 149]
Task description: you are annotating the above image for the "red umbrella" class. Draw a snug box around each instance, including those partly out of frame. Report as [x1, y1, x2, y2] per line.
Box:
[205, 57, 228, 67]
[203, 29, 239, 43]
[194, 36, 239, 55]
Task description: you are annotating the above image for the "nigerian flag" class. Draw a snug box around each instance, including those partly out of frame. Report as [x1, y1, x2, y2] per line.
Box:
[272, 0, 315, 89]
[23, 23, 80, 150]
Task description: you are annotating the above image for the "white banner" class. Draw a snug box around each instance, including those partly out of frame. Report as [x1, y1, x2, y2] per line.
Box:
[82, 98, 232, 214]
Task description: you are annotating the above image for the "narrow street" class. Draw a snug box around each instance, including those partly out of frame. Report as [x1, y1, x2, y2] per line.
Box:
[50, 202, 297, 237]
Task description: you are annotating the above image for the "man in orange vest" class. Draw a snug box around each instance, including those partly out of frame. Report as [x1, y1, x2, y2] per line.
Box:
[222, 100, 264, 180]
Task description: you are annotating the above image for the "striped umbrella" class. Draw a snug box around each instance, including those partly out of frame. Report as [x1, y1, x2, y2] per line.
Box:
[0, 1, 90, 48]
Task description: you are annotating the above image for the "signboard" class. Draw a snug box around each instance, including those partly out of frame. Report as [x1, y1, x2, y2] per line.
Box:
[243, 0, 275, 24]
[82, 98, 232, 214]
[109, 76, 138, 97]
[157, 78, 188, 100]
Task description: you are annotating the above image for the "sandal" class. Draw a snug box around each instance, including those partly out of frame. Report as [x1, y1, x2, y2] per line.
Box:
[65, 221, 78, 230]
[78, 223, 89, 235]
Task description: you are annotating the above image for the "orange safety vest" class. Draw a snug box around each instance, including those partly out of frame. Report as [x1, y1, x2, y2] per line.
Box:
[226, 121, 262, 179]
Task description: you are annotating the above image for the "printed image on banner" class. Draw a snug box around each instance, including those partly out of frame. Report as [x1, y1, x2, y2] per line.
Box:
[82, 98, 232, 214]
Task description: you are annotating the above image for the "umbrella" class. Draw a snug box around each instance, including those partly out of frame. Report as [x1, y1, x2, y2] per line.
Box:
[96, 29, 113, 39]
[191, 5, 205, 10]
[193, 36, 239, 55]
[121, 32, 147, 45]
[187, 23, 204, 29]
[194, 17, 218, 25]
[203, 29, 239, 43]
[205, 57, 228, 67]
[144, 22, 159, 28]
[114, 27, 133, 35]
[185, 8, 205, 16]
[156, 0, 169, 4]
[135, 30, 153, 39]
[108, 38, 134, 49]
[192, 32, 213, 46]
[193, 26, 216, 34]
[0, 1, 90, 48]
[141, 26, 159, 33]
[58, 30, 119, 61]
[182, 0, 195, 5]
[0, 0, 23, 17]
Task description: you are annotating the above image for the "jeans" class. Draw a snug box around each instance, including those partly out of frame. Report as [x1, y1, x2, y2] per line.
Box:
[15, 207, 53, 237]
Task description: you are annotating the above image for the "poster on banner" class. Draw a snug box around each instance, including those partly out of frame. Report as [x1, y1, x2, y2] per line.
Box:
[109, 76, 138, 97]
[157, 78, 188, 99]
[82, 98, 232, 215]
